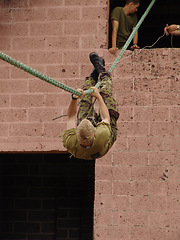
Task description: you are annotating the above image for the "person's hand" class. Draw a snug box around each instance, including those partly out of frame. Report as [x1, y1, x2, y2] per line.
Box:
[164, 24, 170, 36]
[72, 88, 84, 99]
[90, 87, 100, 98]
[131, 44, 140, 50]
[164, 24, 178, 36]
[109, 47, 118, 54]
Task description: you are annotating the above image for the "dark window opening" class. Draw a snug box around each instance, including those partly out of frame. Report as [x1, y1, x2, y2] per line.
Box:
[108, 0, 180, 49]
[0, 153, 95, 240]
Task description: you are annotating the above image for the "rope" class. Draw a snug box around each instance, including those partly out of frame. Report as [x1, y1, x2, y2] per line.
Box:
[0, 51, 83, 96]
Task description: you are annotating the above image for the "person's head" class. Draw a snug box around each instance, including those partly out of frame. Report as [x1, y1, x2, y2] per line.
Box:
[125, 0, 140, 13]
[76, 119, 95, 147]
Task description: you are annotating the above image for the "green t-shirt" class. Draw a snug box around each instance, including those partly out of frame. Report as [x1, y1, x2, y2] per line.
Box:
[62, 121, 112, 160]
[111, 7, 138, 48]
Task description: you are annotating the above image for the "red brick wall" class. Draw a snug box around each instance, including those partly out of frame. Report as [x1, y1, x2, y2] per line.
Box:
[0, 1, 179, 240]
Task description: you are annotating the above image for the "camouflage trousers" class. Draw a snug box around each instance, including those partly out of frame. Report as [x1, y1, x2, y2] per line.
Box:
[77, 72, 119, 144]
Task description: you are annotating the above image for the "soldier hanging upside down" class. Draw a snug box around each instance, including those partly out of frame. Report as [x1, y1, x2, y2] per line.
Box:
[62, 52, 119, 160]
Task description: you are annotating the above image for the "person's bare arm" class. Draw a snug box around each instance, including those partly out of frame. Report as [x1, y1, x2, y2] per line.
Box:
[164, 24, 180, 36]
[131, 28, 140, 50]
[66, 89, 84, 129]
[109, 19, 119, 54]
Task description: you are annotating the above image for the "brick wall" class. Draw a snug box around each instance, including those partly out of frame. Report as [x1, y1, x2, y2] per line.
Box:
[0, 154, 95, 240]
[0, 1, 179, 240]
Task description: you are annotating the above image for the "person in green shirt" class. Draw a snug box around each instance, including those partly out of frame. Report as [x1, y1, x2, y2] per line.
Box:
[109, 0, 140, 54]
[63, 53, 119, 160]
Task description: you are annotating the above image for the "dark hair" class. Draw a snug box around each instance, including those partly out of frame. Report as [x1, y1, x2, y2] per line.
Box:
[126, 0, 140, 5]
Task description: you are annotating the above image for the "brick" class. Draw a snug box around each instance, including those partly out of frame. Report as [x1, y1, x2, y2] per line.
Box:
[81, 34, 107, 49]
[30, 0, 63, 7]
[135, 76, 170, 92]
[0, 37, 11, 50]
[95, 180, 112, 196]
[134, 106, 169, 122]
[46, 65, 79, 78]
[43, 122, 66, 137]
[116, 92, 152, 106]
[0, 94, 10, 107]
[94, 226, 129, 240]
[170, 76, 180, 92]
[29, 79, 62, 93]
[167, 196, 180, 211]
[28, 108, 61, 122]
[112, 166, 130, 180]
[47, 7, 81, 21]
[131, 166, 164, 181]
[46, 37, 80, 50]
[12, 8, 46, 22]
[149, 180, 168, 196]
[95, 166, 112, 180]
[131, 196, 166, 211]
[82, 6, 107, 20]
[167, 181, 180, 196]
[94, 209, 113, 226]
[132, 62, 151, 77]
[63, 51, 90, 65]
[170, 106, 180, 121]
[113, 151, 148, 166]
[30, 22, 63, 36]
[11, 94, 45, 107]
[0, 123, 8, 136]
[0, 9, 12, 22]
[0, 109, 27, 122]
[12, 37, 46, 50]
[29, 51, 63, 65]
[1, 0, 28, 8]
[167, 226, 180, 240]
[0, 66, 10, 78]
[129, 211, 149, 226]
[64, 21, 98, 35]
[45, 93, 69, 107]
[152, 92, 180, 106]
[0, 23, 28, 36]
[149, 151, 180, 166]
[113, 180, 149, 196]
[112, 210, 129, 226]
[150, 122, 180, 136]
[131, 226, 166, 240]
[149, 211, 180, 227]
[151, 62, 173, 78]
[65, 0, 98, 5]
[164, 136, 180, 151]
[117, 122, 149, 136]
[112, 77, 133, 93]
[0, 79, 28, 93]
[128, 136, 164, 151]
[9, 123, 42, 136]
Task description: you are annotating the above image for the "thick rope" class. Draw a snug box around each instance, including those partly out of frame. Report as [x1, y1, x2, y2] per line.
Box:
[0, 51, 82, 96]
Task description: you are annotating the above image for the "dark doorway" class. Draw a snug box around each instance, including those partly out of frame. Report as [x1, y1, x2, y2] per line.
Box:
[109, 0, 180, 49]
[0, 153, 95, 240]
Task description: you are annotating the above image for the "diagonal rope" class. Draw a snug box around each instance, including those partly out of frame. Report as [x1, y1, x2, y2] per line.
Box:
[0, 51, 83, 96]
